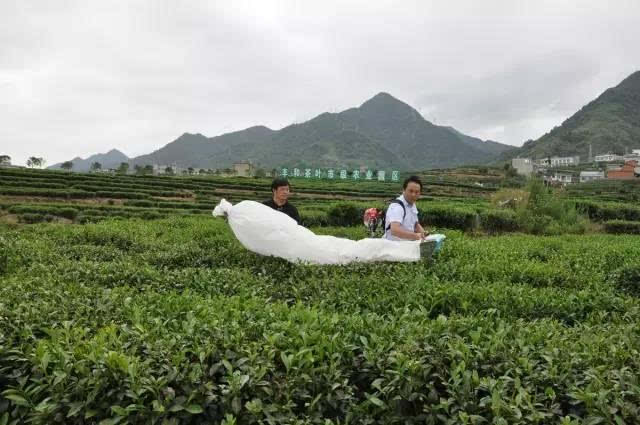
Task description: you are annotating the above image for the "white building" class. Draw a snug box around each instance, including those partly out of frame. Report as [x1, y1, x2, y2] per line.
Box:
[579, 171, 605, 183]
[550, 172, 574, 184]
[534, 158, 549, 167]
[233, 161, 254, 177]
[595, 153, 624, 162]
[153, 163, 185, 175]
[550, 156, 580, 167]
[535, 156, 580, 167]
[633, 149, 640, 155]
[511, 158, 534, 176]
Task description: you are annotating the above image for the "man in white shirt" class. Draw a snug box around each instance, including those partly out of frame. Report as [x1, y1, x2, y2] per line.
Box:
[384, 175, 429, 241]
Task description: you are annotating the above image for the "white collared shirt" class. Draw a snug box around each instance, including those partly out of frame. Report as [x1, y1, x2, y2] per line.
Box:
[383, 194, 419, 241]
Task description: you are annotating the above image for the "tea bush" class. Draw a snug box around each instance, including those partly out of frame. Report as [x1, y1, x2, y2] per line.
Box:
[2, 216, 640, 424]
[420, 206, 478, 231]
[327, 203, 362, 226]
[479, 210, 519, 233]
[608, 264, 640, 297]
[17, 212, 52, 223]
[575, 201, 640, 222]
[603, 220, 640, 235]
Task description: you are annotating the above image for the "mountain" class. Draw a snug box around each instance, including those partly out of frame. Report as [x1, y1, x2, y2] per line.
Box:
[49, 149, 129, 172]
[444, 126, 516, 157]
[130, 93, 513, 171]
[503, 70, 640, 161]
[130, 127, 275, 169]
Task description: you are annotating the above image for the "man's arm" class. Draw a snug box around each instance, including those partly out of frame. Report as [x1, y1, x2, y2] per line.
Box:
[414, 222, 428, 236]
[390, 222, 422, 240]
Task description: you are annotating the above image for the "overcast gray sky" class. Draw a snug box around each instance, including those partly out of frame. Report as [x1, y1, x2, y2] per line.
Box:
[1, 0, 639, 166]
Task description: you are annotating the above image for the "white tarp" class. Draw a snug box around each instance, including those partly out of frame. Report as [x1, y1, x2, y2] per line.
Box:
[213, 199, 445, 265]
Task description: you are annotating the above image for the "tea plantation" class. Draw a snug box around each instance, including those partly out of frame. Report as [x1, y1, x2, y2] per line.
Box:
[1, 169, 640, 424]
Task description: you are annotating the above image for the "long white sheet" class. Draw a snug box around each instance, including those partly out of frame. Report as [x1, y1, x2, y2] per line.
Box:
[213, 199, 445, 265]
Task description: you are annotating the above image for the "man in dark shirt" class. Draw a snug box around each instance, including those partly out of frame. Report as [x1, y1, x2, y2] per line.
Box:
[263, 178, 301, 224]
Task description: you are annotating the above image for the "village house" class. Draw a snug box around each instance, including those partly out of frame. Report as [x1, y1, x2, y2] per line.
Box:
[546, 171, 574, 185]
[233, 160, 254, 177]
[607, 160, 639, 180]
[595, 153, 624, 162]
[534, 156, 580, 167]
[152, 163, 186, 175]
[579, 171, 605, 183]
[550, 156, 580, 167]
[624, 152, 640, 161]
[512, 158, 534, 176]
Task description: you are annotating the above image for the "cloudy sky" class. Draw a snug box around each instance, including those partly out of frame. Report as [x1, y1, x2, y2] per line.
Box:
[1, 1, 639, 166]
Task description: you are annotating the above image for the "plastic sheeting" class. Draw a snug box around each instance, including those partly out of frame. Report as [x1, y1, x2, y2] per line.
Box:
[213, 199, 445, 265]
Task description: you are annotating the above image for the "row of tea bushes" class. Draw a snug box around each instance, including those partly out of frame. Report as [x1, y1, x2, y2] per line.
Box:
[0, 167, 496, 201]
[603, 220, 640, 235]
[576, 200, 640, 222]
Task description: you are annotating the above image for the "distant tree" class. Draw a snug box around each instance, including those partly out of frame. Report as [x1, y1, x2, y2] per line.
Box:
[181, 170, 189, 175]
[90, 162, 102, 172]
[143, 165, 154, 175]
[255, 168, 266, 178]
[0, 155, 10, 165]
[214, 169, 221, 176]
[117, 162, 129, 174]
[187, 167, 194, 175]
[134, 164, 143, 175]
[199, 168, 206, 175]
[27, 157, 44, 168]
[478, 167, 488, 174]
[165, 166, 174, 175]
[61, 161, 74, 171]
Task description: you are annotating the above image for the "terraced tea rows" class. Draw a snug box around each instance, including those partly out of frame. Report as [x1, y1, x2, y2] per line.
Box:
[1, 168, 640, 424]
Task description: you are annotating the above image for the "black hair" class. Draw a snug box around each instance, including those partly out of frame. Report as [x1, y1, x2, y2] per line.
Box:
[403, 175, 423, 190]
[271, 178, 290, 191]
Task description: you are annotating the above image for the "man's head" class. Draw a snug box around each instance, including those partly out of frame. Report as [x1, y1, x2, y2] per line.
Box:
[271, 178, 291, 206]
[402, 175, 422, 204]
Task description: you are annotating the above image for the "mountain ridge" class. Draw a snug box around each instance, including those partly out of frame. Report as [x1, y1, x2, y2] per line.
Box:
[49, 149, 129, 172]
[129, 92, 513, 171]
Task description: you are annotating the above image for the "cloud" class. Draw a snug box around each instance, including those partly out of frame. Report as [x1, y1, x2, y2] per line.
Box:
[416, 51, 603, 143]
[1, 0, 639, 165]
